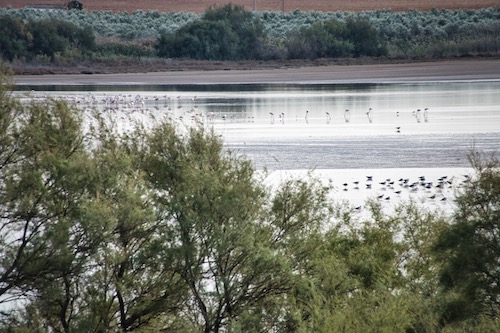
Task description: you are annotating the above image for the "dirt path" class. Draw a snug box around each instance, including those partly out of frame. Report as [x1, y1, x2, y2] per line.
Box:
[13, 59, 500, 86]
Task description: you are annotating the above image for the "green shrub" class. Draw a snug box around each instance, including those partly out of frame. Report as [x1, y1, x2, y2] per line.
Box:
[0, 15, 30, 61]
[95, 38, 155, 58]
[0, 15, 95, 61]
[27, 19, 68, 59]
[26, 18, 95, 60]
[345, 17, 387, 57]
[203, 4, 265, 59]
[157, 4, 265, 60]
[286, 17, 385, 59]
[157, 19, 238, 60]
[1, 7, 499, 61]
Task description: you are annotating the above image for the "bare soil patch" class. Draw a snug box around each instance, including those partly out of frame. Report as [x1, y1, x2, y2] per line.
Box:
[9, 57, 417, 75]
[1, 0, 498, 13]
[13, 58, 500, 86]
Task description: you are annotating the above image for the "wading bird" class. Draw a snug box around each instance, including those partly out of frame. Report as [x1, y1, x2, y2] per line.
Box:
[344, 109, 350, 123]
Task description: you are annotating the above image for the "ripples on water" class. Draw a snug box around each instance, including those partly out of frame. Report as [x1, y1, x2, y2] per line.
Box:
[13, 81, 500, 212]
[225, 133, 499, 169]
[15, 81, 500, 170]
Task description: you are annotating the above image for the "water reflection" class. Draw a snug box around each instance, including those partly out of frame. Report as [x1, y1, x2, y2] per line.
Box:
[14, 81, 500, 169]
[15, 82, 500, 125]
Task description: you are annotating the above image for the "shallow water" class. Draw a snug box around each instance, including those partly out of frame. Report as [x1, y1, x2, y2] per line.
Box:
[16, 81, 500, 169]
[13, 80, 500, 214]
[223, 131, 499, 169]
[201, 81, 500, 170]
[264, 167, 471, 214]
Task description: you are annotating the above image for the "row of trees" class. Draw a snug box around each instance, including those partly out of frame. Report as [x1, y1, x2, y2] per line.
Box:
[0, 15, 95, 61]
[1, 5, 499, 62]
[1, 72, 499, 332]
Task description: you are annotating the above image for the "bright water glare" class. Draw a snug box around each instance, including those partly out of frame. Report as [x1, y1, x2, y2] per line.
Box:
[16, 81, 500, 170]
[2, 80, 499, 310]
[15, 81, 500, 211]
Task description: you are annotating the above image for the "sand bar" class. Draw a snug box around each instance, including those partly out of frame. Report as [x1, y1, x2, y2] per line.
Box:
[13, 59, 500, 86]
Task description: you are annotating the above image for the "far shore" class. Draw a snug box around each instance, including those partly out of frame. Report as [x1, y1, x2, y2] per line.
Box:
[13, 58, 500, 86]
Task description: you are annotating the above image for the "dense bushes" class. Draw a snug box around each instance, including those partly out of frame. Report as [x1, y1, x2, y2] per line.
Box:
[155, 5, 390, 60]
[157, 19, 239, 60]
[94, 38, 156, 58]
[157, 4, 264, 60]
[286, 17, 387, 59]
[0, 6, 499, 62]
[0, 15, 95, 61]
[0, 15, 29, 61]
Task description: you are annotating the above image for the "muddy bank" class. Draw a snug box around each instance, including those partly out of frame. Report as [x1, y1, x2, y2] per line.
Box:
[13, 58, 500, 86]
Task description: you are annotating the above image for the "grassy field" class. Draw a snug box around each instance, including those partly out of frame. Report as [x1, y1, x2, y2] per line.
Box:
[1, 0, 499, 13]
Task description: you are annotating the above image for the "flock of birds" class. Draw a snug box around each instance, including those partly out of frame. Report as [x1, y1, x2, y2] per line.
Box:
[334, 171, 471, 212]
[21, 91, 231, 129]
[26, 91, 199, 114]
[19, 90, 466, 213]
[273, 106, 430, 130]
[21, 91, 432, 135]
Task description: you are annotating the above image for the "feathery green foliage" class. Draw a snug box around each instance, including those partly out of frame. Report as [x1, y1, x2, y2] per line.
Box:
[1, 73, 499, 332]
[433, 152, 500, 326]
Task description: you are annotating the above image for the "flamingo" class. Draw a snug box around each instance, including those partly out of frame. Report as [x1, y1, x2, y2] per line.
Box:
[344, 109, 350, 123]
[366, 107, 373, 123]
[415, 109, 422, 123]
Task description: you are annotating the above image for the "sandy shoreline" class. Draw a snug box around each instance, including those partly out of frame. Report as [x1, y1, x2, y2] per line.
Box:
[13, 59, 500, 86]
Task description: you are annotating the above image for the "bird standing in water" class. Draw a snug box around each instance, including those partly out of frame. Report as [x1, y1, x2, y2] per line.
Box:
[344, 109, 350, 123]
[366, 107, 373, 123]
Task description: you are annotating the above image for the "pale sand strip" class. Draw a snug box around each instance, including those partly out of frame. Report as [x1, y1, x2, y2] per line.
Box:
[13, 59, 500, 86]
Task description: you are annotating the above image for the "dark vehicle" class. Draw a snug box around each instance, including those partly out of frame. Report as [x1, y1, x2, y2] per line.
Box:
[67, 0, 83, 10]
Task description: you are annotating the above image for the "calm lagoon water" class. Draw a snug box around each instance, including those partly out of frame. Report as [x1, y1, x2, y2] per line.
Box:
[16, 81, 500, 210]
[18, 81, 500, 170]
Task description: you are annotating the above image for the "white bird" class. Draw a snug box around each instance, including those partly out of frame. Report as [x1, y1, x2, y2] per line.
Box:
[366, 107, 373, 123]
[415, 109, 422, 123]
[344, 109, 350, 123]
